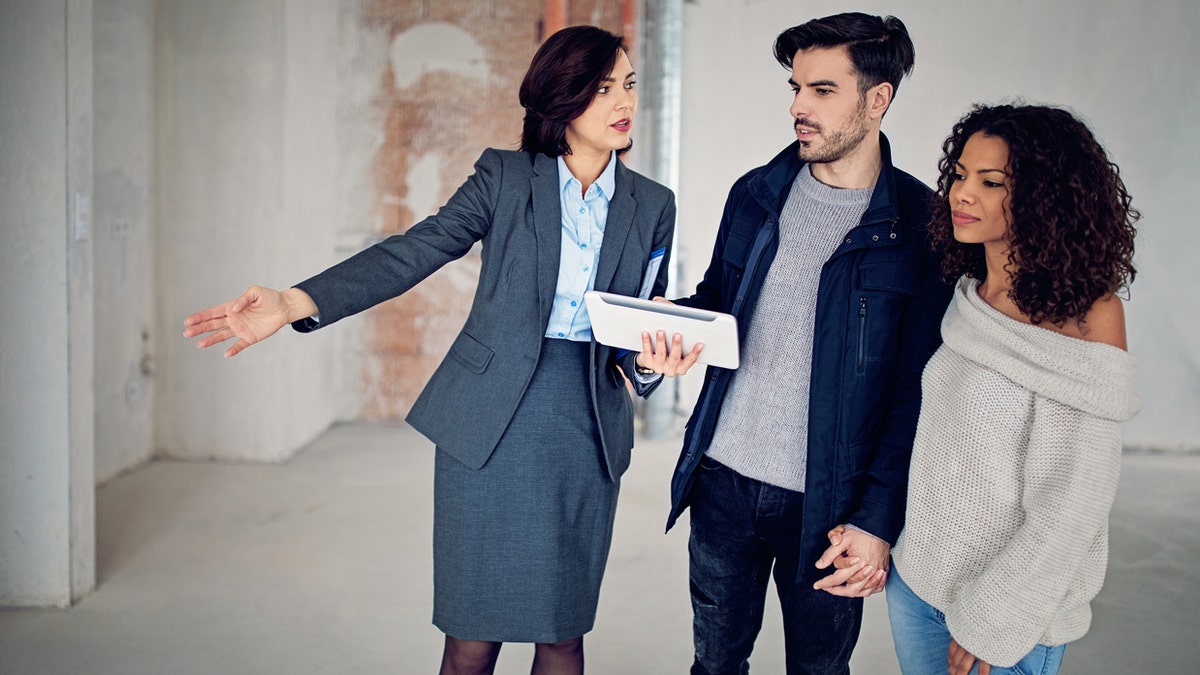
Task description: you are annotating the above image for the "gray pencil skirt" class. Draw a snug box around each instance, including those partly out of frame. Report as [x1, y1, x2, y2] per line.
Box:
[431, 338, 620, 643]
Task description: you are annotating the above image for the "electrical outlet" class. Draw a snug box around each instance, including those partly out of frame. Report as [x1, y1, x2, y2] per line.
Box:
[111, 218, 132, 238]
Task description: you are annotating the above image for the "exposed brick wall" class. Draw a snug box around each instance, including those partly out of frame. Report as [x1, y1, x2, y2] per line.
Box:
[357, 0, 628, 420]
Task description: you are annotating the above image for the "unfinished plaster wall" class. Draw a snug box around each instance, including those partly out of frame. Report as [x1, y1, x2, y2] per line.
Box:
[156, 0, 345, 461]
[354, 1, 627, 419]
[156, 1, 635, 457]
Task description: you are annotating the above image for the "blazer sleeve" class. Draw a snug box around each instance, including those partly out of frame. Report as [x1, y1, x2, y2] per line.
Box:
[291, 149, 503, 331]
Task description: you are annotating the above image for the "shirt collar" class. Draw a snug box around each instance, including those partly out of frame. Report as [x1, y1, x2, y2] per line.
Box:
[557, 151, 617, 201]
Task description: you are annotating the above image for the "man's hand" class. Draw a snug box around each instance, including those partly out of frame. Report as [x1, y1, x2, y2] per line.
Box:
[949, 638, 990, 675]
[812, 524, 890, 597]
[634, 297, 703, 377]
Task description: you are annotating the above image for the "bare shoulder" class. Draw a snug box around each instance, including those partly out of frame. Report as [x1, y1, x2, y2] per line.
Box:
[1056, 294, 1127, 350]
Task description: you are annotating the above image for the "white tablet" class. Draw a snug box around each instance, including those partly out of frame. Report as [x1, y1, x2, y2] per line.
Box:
[584, 291, 740, 369]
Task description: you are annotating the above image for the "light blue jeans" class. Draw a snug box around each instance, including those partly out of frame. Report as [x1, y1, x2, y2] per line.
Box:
[886, 566, 1066, 675]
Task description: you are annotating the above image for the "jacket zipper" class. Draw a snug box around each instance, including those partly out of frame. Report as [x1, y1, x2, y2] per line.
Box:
[856, 296, 867, 374]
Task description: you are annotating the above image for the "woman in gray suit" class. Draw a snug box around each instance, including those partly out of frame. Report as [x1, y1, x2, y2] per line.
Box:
[184, 25, 691, 675]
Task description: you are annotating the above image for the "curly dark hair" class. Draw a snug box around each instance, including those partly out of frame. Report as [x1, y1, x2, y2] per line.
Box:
[929, 103, 1139, 325]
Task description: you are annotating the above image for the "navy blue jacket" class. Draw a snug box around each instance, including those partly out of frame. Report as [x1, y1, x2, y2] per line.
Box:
[668, 134, 951, 581]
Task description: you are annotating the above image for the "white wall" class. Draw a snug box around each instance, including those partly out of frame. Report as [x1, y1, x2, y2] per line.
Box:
[678, 0, 1200, 451]
[0, 0, 95, 606]
[154, 0, 354, 462]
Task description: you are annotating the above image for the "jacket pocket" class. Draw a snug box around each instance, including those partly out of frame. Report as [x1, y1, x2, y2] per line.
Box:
[721, 226, 754, 269]
[855, 263, 919, 373]
[447, 331, 494, 374]
[858, 263, 918, 294]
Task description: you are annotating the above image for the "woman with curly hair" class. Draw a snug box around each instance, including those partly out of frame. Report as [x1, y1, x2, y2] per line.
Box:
[885, 103, 1141, 675]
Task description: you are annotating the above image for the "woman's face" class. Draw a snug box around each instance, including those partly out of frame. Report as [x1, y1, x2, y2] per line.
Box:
[564, 49, 636, 158]
[949, 132, 1012, 248]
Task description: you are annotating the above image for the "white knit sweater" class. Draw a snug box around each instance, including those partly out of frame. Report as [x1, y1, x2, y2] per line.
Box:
[892, 276, 1140, 667]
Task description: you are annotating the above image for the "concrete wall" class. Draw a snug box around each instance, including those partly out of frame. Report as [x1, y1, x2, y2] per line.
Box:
[0, 0, 95, 606]
[94, 0, 156, 483]
[677, 0, 1200, 451]
[155, 0, 635, 436]
[155, 0, 346, 462]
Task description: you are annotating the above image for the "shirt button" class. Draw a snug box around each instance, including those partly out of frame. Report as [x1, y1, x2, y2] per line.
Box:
[579, 207, 586, 213]
[583, 265, 589, 271]
[570, 300, 577, 307]
[580, 243, 587, 248]
[557, 332, 565, 337]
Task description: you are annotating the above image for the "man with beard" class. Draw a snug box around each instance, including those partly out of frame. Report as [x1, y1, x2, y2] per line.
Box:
[638, 12, 952, 674]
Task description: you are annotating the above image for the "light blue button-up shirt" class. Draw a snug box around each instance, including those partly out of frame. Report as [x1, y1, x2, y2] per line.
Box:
[544, 152, 617, 341]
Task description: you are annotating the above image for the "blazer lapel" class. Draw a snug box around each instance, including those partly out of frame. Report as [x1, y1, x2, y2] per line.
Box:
[530, 152, 561, 323]
[594, 160, 638, 294]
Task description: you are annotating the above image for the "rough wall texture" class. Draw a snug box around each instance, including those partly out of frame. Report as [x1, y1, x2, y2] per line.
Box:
[356, 0, 625, 420]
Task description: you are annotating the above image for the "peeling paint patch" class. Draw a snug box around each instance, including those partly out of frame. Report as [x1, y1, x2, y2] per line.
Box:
[404, 153, 443, 229]
[389, 22, 488, 90]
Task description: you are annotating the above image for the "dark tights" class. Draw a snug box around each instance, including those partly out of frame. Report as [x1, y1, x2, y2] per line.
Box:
[439, 635, 584, 675]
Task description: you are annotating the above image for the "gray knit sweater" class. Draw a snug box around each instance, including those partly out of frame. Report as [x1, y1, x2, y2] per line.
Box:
[892, 276, 1140, 667]
[706, 166, 872, 491]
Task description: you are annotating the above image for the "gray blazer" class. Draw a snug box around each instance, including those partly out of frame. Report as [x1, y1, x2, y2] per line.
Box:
[293, 149, 676, 480]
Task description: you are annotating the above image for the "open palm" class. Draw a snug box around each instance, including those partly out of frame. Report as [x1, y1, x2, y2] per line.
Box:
[183, 286, 293, 358]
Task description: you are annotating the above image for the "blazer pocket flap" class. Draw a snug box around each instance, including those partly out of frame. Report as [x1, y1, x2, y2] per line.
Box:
[859, 264, 918, 294]
[448, 332, 494, 374]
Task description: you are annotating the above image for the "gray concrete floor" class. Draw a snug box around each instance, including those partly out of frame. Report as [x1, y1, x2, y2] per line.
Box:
[1, 422, 1197, 674]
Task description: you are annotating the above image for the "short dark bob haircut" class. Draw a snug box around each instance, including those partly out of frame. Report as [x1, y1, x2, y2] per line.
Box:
[519, 25, 628, 157]
[930, 103, 1139, 325]
[774, 12, 914, 100]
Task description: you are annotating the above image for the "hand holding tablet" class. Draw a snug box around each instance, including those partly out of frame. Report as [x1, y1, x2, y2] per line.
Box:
[583, 291, 740, 369]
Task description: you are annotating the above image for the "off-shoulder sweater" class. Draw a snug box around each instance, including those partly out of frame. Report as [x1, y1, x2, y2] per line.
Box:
[892, 276, 1140, 667]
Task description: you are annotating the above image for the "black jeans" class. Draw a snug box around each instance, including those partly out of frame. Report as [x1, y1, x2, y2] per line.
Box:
[688, 456, 862, 675]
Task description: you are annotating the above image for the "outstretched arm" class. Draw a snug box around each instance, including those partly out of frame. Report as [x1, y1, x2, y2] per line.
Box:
[183, 286, 317, 358]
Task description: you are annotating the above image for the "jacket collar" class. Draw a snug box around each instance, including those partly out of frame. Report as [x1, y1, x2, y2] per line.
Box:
[595, 158, 637, 294]
[749, 132, 900, 225]
[530, 152, 638, 319]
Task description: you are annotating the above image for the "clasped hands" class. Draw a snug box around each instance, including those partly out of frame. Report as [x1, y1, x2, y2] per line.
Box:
[811, 524, 890, 597]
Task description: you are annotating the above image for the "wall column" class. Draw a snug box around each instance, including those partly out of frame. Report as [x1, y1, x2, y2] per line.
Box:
[0, 0, 96, 607]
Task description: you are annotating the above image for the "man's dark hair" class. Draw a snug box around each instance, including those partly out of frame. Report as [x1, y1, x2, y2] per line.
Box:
[519, 25, 627, 157]
[774, 13, 915, 99]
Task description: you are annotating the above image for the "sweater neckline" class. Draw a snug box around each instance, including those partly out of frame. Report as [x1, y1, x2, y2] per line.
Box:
[943, 276, 1140, 422]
